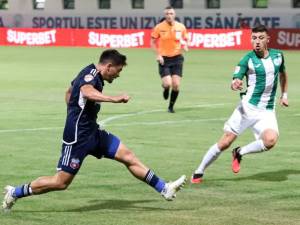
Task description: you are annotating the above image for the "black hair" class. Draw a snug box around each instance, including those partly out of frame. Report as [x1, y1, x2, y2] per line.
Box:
[252, 25, 268, 34]
[99, 49, 127, 66]
[164, 6, 174, 10]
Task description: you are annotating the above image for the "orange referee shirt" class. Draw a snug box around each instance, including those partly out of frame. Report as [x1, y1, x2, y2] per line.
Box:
[151, 20, 188, 57]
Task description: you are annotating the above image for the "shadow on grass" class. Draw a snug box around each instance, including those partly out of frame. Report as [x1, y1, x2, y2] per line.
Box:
[67, 199, 170, 212]
[20, 199, 185, 213]
[215, 169, 300, 182]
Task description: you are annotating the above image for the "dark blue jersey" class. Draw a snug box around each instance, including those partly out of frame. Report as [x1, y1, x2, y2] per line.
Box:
[63, 64, 104, 144]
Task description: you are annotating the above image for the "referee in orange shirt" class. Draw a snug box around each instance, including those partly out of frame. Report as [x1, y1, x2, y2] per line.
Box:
[151, 6, 188, 113]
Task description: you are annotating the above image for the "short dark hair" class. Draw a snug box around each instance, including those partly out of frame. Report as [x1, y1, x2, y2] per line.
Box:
[165, 6, 174, 10]
[99, 49, 127, 66]
[252, 25, 268, 34]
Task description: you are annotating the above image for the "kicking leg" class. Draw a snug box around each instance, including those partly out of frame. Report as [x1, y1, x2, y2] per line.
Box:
[114, 143, 186, 200]
[3, 171, 74, 212]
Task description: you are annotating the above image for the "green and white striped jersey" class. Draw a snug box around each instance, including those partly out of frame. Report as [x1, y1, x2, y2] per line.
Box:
[233, 49, 285, 110]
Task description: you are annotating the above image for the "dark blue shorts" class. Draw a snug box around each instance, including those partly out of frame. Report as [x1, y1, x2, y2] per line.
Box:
[57, 129, 120, 175]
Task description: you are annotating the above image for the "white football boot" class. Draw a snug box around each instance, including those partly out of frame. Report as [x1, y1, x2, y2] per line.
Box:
[161, 175, 186, 201]
[3, 185, 17, 212]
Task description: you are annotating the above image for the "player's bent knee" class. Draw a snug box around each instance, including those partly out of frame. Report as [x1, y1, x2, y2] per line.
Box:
[218, 132, 237, 150]
[219, 140, 231, 150]
[52, 179, 70, 191]
[219, 137, 234, 150]
[262, 130, 278, 150]
[55, 183, 69, 191]
[263, 137, 277, 149]
[115, 144, 138, 166]
[172, 84, 180, 91]
[52, 171, 74, 191]
[162, 83, 171, 89]
[122, 150, 137, 166]
[171, 80, 180, 90]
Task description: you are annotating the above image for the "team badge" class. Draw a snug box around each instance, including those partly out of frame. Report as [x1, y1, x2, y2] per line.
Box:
[84, 74, 94, 82]
[175, 31, 182, 40]
[70, 158, 80, 169]
[273, 57, 281, 66]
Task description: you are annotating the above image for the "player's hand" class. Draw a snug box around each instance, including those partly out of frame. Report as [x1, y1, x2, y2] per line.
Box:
[180, 39, 189, 52]
[113, 94, 130, 103]
[280, 97, 289, 107]
[231, 79, 243, 91]
[156, 55, 164, 65]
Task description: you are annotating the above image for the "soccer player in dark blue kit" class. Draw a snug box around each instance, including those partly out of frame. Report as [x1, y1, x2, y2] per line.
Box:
[3, 49, 186, 212]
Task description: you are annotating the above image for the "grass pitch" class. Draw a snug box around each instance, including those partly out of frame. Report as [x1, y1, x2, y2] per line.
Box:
[0, 47, 299, 225]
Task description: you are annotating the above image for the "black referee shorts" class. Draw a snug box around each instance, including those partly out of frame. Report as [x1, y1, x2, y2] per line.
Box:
[158, 55, 184, 78]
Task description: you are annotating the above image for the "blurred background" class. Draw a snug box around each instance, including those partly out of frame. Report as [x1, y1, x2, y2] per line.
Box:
[0, 0, 300, 28]
[0, 0, 299, 49]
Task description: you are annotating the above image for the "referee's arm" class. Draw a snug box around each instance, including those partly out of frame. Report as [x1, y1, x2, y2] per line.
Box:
[151, 37, 164, 65]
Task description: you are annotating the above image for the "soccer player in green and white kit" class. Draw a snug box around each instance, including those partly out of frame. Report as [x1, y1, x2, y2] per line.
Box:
[191, 25, 289, 184]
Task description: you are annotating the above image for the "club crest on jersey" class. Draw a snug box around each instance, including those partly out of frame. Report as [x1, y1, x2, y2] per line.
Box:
[84, 74, 94, 82]
[273, 57, 282, 66]
[70, 158, 80, 169]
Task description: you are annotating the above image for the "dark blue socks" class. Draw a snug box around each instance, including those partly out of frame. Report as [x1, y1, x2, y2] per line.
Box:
[144, 170, 166, 193]
[12, 184, 32, 198]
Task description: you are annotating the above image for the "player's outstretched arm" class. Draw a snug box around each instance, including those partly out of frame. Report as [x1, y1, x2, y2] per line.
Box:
[279, 71, 288, 107]
[80, 84, 130, 103]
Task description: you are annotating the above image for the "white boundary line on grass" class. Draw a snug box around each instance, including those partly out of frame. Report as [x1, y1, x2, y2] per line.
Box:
[106, 117, 227, 127]
[99, 103, 227, 126]
[0, 103, 228, 134]
[0, 127, 63, 133]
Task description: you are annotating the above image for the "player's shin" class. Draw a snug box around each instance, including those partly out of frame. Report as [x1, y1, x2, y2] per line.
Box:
[239, 139, 267, 155]
[194, 143, 221, 175]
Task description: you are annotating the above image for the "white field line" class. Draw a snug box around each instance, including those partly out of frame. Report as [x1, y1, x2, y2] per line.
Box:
[99, 103, 228, 126]
[0, 127, 63, 133]
[0, 103, 228, 134]
[106, 118, 226, 127]
[99, 109, 164, 126]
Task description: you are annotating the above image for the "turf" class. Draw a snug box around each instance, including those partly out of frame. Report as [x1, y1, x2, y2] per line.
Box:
[0, 47, 299, 225]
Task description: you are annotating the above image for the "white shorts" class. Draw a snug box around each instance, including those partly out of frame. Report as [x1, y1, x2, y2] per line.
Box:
[224, 102, 279, 139]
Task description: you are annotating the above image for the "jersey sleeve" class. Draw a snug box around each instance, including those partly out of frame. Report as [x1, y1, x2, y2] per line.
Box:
[279, 53, 286, 73]
[151, 24, 160, 39]
[233, 55, 249, 80]
[78, 70, 98, 88]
